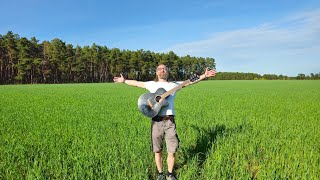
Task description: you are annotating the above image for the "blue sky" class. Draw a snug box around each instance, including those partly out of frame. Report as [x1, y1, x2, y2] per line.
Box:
[1, 0, 320, 76]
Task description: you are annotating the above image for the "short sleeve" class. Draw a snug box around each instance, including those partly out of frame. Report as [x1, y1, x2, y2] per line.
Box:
[144, 81, 156, 92]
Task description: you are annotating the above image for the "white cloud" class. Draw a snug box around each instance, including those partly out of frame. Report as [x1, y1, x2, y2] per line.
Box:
[167, 9, 320, 76]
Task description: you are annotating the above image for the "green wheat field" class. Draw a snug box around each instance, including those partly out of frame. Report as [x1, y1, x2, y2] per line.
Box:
[0, 81, 319, 179]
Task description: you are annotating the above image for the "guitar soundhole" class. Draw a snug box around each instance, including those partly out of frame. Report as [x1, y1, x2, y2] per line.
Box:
[155, 96, 161, 102]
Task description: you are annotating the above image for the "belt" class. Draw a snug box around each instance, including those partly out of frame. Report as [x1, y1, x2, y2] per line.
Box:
[152, 115, 175, 122]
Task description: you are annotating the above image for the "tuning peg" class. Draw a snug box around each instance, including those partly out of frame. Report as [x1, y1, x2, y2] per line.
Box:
[189, 74, 199, 82]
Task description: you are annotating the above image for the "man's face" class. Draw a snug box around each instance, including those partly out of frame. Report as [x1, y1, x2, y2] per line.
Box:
[156, 65, 168, 80]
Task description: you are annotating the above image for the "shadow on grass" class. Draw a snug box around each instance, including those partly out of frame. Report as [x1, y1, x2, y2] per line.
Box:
[175, 122, 250, 176]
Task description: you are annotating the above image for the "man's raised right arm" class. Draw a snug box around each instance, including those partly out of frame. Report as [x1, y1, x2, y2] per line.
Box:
[113, 74, 145, 88]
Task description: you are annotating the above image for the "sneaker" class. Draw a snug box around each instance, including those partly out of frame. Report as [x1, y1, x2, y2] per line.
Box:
[157, 173, 166, 180]
[167, 174, 177, 180]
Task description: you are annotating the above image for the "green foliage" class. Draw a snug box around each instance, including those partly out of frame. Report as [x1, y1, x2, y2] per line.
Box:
[0, 31, 216, 84]
[0, 81, 319, 179]
[1, 31, 319, 84]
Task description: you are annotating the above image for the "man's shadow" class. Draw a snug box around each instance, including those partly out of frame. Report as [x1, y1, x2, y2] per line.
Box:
[175, 123, 249, 174]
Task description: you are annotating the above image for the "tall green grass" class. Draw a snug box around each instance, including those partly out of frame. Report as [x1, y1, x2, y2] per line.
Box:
[0, 81, 319, 179]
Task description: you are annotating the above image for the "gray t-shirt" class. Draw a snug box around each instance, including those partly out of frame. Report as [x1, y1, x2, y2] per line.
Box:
[144, 81, 182, 116]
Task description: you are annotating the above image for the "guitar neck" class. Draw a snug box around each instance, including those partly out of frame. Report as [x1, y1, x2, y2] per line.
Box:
[160, 80, 191, 99]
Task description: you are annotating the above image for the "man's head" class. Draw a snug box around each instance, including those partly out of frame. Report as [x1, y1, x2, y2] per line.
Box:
[156, 64, 169, 81]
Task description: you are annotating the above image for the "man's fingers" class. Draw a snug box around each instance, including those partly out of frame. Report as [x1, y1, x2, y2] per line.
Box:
[113, 77, 122, 83]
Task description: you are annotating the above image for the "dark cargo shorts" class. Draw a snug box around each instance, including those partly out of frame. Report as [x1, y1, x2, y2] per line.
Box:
[151, 115, 180, 153]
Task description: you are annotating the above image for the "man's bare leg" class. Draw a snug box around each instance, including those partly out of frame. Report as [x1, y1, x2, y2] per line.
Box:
[155, 152, 163, 173]
[167, 152, 175, 173]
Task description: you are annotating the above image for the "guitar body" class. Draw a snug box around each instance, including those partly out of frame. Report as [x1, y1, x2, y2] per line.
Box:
[137, 75, 199, 118]
[138, 88, 169, 118]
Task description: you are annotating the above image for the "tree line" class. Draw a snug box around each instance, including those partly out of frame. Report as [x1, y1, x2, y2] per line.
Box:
[213, 72, 320, 80]
[0, 31, 216, 84]
[0, 31, 319, 84]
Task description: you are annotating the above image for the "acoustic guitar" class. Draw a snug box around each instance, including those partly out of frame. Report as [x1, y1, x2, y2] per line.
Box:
[138, 75, 199, 118]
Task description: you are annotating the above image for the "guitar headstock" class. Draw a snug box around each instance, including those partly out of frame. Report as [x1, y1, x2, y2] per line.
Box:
[189, 74, 200, 82]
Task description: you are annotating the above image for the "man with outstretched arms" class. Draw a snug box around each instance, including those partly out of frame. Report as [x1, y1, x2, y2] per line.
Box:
[113, 64, 216, 180]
